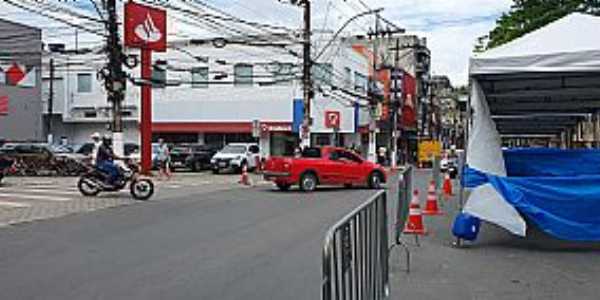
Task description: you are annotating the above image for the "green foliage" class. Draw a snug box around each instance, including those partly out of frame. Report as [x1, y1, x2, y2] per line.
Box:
[475, 0, 600, 52]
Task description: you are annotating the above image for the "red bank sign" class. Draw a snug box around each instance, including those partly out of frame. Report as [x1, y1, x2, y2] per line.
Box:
[325, 111, 341, 129]
[124, 2, 167, 52]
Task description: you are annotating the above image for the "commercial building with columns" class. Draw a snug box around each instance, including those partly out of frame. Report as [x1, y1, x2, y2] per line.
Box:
[43, 39, 371, 158]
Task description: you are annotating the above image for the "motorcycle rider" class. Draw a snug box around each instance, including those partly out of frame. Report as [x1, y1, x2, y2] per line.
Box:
[96, 134, 122, 185]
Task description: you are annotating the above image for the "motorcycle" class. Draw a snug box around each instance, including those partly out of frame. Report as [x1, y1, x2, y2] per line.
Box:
[77, 159, 154, 200]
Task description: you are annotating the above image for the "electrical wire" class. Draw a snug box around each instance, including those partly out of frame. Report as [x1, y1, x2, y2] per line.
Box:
[3, 0, 106, 37]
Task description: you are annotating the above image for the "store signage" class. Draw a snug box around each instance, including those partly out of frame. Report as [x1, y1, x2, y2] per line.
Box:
[261, 124, 292, 132]
[124, 2, 167, 52]
[325, 111, 341, 129]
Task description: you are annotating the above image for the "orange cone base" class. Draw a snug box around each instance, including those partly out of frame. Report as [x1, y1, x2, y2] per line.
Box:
[422, 209, 444, 216]
[403, 227, 427, 235]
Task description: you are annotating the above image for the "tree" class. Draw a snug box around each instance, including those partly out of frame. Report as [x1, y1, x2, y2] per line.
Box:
[475, 0, 600, 52]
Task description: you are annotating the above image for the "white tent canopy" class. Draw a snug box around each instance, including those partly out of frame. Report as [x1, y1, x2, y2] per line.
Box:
[463, 13, 600, 236]
[471, 13, 600, 75]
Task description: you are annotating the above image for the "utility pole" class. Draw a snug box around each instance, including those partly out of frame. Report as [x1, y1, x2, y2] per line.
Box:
[367, 13, 380, 163]
[301, 0, 312, 148]
[104, 0, 125, 156]
[366, 16, 405, 164]
[390, 38, 402, 167]
[47, 58, 54, 144]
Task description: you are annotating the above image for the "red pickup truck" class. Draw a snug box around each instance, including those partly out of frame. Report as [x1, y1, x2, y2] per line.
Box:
[263, 146, 386, 192]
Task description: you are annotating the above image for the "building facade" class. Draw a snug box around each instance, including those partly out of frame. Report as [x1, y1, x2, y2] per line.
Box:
[43, 40, 370, 157]
[0, 19, 43, 142]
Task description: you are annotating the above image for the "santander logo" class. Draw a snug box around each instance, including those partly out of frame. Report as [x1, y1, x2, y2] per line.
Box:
[134, 13, 162, 43]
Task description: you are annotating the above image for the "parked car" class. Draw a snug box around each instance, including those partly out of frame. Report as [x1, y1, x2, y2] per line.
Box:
[127, 144, 160, 169]
[263, 146, 387, 192]
[169, 145, 192, 170]
[76, 142, 139, 157]
[184, 144, 219, 172]
[210, 143, 260, 174]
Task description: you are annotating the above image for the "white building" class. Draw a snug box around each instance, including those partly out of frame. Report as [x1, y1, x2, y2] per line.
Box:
[42, 39, 371, 157]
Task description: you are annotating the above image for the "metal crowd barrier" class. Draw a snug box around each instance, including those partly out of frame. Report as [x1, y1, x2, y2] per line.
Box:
[393, 166, 413, 271]
[322, 190, 389, 300]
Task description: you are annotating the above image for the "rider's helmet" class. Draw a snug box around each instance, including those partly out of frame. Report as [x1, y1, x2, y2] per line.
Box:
[102, 133, 112, 146]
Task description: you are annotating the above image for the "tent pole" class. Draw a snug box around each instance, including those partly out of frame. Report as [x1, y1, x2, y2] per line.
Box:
[455, 78, 472, 248]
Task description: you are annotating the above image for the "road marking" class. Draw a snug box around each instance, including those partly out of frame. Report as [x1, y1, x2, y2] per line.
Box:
[0, 193, 73, 202]
[0, 188, 79, 196]
[0, 200, 31, 208]
[163, 184, 182, 189]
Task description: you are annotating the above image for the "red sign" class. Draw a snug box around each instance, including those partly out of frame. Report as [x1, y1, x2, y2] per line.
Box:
[325, 111, 341, 129]
[124, 2, 167, 52]
[5, 63, 25, 86]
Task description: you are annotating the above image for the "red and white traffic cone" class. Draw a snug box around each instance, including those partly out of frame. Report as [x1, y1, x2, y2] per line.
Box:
[443, 173, 453, 199]
[404, 190, 427, 235]
[239, 164, 251, 186]
[423, 181, 443, 215]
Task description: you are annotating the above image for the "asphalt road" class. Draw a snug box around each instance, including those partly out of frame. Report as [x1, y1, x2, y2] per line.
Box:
[0, 183, 378, 300]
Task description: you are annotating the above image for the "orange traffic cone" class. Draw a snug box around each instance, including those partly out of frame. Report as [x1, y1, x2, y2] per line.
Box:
[443, 173, 453, 198]
[404, 190, 427, 235]
[239, 164, 251, 186]
[423, 181, 443, 215]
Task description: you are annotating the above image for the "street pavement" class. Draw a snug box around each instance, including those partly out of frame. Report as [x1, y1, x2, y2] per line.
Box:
[388, 169, 600, 300]
[0, 174, 379, 300]
[0, 172, 266, 227]
[1, 169, 599, 299]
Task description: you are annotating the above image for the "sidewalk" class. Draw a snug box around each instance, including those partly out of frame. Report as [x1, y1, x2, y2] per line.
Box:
[387, 169, 600, 300]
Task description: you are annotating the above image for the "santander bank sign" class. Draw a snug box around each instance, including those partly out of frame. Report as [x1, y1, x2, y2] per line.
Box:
[124, 2, 166, 52]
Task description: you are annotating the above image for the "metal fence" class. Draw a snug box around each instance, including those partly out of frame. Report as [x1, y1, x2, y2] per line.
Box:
[393, 166, 413, 271]
[322, 190, 389, 300]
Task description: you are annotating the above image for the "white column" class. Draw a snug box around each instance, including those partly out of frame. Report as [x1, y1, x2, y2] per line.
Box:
[197, 132, 205, 145]
[259, 133, 270, 158]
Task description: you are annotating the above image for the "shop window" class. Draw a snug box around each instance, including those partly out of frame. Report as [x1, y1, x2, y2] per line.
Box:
[272, 63, 295, 85]
[344, 67, 352, 89]
[234, 64, 253, 86]
[313, 133, 331, 146]
[152, 65, 167, 88]
[191, 67, 209, 88]
[312, 63, 332, 85]
[77, 73, 92, 93]
[354, 72, 367, 93]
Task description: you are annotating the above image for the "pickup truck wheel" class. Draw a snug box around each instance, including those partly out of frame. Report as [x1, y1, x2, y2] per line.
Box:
[368, 172, 383, 189]
[299, 173, 317, 192]
[276, 183, 291, 191]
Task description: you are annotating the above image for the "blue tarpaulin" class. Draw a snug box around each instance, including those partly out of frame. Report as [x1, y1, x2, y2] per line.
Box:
[464, 164, 600, 241]
[504, 148, 600, 177]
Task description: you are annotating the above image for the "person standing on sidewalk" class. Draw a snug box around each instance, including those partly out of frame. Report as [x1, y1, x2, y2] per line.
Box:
[157, 138, 171, 180]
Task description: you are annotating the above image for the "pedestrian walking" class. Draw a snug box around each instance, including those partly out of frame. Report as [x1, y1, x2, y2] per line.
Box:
[157, 138, 172, 180]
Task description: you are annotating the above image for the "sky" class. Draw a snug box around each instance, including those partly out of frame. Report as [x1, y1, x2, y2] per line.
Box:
[0, 0, 514, 86]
